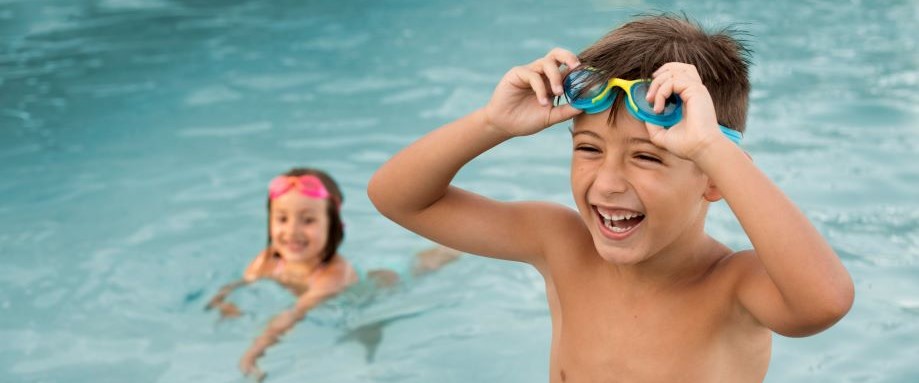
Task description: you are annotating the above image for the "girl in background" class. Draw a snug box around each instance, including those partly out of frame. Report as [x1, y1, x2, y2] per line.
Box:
[206, 167, 459, 380]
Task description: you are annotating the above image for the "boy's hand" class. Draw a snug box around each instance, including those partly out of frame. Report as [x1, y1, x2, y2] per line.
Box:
[483, 48, 583, 137]
[643, 62, 725, 161]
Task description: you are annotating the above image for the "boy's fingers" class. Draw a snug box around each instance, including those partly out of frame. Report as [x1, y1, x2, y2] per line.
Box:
[646, 74, 662, 102]
[653, 62, 681, 77]
[520, 69, 550, 105]
[560, 65, 574, 78]
[654, 78, 674, 114]
[547, 47, 581, 70]
[512, 67, 549, 105]
[541, 60, 563, 95]
[648, 67, 675, 102]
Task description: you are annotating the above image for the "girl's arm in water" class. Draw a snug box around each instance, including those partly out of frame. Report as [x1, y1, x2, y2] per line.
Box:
[238, 261, 354, 381]
[205, 279, 249, 318]
[205, 250, 271, 318]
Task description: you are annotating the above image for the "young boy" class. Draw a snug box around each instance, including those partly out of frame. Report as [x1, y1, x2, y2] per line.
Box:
[368, 15, 853, 382]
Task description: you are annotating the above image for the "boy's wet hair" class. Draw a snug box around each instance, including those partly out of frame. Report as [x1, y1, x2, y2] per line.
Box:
[578, 13, 752, 133]
[266, 167, 345, 264]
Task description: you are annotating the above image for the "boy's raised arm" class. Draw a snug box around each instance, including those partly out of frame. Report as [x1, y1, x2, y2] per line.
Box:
[644, 62, 854, 336]
[369, 49, 582, 266]
[697, 138, 854, 336]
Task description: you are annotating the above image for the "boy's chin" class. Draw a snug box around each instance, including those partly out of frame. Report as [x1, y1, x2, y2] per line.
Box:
[592, 241, 649, 265]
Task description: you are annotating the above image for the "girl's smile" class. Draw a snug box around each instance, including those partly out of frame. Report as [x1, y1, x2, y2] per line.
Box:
[270, 191, 330, 265]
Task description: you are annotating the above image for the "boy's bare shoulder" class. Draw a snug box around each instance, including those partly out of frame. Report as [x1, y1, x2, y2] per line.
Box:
[514, 201, 593, 271]
[714, 249, 765, 280]
[708, 249, 775, 316]
[514, 200, 585, 229]
[514, 201, 590, 252]
[698, 248, 764, 290]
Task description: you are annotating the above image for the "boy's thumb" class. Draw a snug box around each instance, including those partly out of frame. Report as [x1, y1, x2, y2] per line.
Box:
[645, 123, 668, 146]
[546, 104, 582, 127]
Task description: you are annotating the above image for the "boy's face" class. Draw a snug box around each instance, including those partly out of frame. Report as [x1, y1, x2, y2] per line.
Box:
[269, 192, 330, 264]
[570, 107, 715, 265]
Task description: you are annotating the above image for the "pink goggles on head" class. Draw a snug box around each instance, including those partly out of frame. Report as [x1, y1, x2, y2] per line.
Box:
[268, 175, 335, 204]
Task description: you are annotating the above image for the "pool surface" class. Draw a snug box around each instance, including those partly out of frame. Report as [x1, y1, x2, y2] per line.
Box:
[1, 0, 917, 382]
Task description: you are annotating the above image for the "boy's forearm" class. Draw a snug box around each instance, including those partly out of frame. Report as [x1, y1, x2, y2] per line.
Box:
[369, 108, 511, 217]
[695, 139, 853, 315]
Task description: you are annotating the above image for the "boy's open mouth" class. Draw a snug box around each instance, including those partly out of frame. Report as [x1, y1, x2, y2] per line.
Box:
[595, 206, 645, 233]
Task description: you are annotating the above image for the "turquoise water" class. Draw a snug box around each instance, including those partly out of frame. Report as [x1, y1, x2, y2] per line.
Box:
[1, 0, 917, 381]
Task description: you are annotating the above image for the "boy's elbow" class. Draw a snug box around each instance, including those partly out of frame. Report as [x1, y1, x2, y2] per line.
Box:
[367, 172, 411, 224]
[825, 277, 856, 324]
[366, 172, 393, 216]
[819, 272, 856, 329]
[780, 284, 855, 338]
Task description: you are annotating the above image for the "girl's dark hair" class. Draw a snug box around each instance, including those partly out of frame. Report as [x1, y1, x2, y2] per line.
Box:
[266, 168, 344, 264]
[578, 13, 753, 132]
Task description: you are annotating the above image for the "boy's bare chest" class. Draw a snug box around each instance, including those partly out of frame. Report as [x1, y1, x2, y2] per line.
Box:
[559, 281, 724, 350]
[546, 275, 768, 382]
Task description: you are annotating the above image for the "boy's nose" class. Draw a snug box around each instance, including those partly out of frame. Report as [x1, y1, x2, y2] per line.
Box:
[594, 158, 629, 195]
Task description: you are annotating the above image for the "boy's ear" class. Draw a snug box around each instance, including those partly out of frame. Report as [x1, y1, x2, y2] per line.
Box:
[703, 151, 751, 202]
[702, 178, 722, 202]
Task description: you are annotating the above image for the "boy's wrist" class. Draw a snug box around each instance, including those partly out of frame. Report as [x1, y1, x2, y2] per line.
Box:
[475, 108, 516, 142]
[692, 134, 746, 174]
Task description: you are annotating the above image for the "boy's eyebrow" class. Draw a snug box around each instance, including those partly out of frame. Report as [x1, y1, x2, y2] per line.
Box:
[628, 137, 656, 146]
[569, 129, 659, 147]
[570, 129, 602, 139]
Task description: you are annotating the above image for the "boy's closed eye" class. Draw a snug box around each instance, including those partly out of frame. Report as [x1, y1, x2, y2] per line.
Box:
[634, 152, 663, 164]
[575, 144, 601, 153]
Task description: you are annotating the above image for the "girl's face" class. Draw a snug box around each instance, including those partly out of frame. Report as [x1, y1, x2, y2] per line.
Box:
[269, 191, 330, 263]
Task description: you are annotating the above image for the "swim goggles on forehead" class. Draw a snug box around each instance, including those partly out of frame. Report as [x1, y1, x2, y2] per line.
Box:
[562, 67, 743, 144]
[268, 175, 335, 205]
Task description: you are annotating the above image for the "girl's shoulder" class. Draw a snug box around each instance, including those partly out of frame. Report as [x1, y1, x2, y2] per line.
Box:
[243, 248, 274, 282]
[313, 254, 359, 293]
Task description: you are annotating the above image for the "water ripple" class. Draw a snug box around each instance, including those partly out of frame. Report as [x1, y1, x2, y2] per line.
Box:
[177, 121, 272, 138]
[1, 1, 916, 382]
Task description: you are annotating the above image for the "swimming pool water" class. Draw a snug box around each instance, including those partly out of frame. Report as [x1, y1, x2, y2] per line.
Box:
[1, 0, 917, 382]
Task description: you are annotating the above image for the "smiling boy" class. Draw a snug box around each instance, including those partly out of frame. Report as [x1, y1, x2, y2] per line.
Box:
[368, 15, 853, 382]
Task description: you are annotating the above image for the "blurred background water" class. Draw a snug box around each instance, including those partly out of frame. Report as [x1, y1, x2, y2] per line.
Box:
[1, 0, 917, 382]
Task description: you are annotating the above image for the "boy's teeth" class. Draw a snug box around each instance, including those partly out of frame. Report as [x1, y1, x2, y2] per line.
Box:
[603, 218, 631, 232]
[598, 208, 645, 233]
[598, 210, 643, 221]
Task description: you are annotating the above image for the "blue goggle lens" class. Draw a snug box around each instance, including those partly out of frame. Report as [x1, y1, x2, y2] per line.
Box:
[629, 82, 679, 117]
[563, 69, 605, 104]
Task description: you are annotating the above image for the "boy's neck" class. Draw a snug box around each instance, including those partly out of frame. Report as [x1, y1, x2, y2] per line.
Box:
[609, 228, 730, 291]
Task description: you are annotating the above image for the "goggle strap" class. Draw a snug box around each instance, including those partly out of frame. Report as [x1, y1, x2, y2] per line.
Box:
[718, 125, 743, 145]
